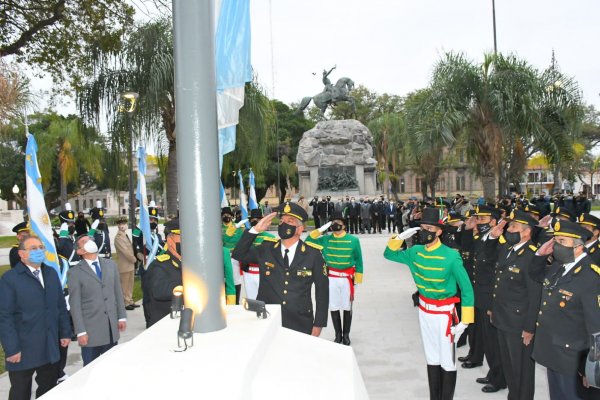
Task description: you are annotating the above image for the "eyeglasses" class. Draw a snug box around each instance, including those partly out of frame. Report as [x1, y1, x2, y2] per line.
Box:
[25, 246, 45, 251]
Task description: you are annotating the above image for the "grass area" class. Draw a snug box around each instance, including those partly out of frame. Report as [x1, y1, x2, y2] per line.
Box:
[0, 236, 17, 249]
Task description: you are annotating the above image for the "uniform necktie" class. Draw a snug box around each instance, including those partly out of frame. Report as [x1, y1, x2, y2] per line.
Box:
[284, 249, 290, 269]
[93, 261, 102, 280]
[32, 269, 42, 284]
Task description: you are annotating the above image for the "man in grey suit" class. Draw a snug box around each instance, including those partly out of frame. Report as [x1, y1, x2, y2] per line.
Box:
[68, 235, 127, 366]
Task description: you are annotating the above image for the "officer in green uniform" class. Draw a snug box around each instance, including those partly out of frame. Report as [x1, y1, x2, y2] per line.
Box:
[9, 222, 30, 268]
[532, 219, 600, 400]
[485, 210, 544, 399]
[577, 213, 600, 265]
[306, 211, 363, 345]
[222, 206, 246, 304]
[232, 202, 329, 336]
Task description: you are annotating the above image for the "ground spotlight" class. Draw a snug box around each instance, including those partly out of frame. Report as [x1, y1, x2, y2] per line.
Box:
[242, 298, 269, 319]
[171, 285, 184, 319]
[177, 308, 194, 350]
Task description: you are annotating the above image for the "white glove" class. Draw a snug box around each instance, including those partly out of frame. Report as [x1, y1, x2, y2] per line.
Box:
[451, 322, 468, 343]
[60, 223, 68, 232]
[91, 219, 99, 230]
[235, 219, 248, 228]
[318, 221, 332, 233]
[397, 227, 421, 240]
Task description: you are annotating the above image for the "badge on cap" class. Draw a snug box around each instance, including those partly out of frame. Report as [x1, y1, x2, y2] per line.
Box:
[554, 221, 560, 231]
[579, 215, 585, 222]
[510, 211, 515, 219]
[284, 203, 291, 213]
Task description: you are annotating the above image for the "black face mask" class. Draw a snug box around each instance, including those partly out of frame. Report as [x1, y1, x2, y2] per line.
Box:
[553, 242, 575, 264]
[175, 242, 182, 256]
[222, 216, 232, 224]
[97, 223, 106, 230]
[504, 231, 521, 246]
[250, 219, 259, 227]
[476, 223, 491, 234]
[419, 228, 437, 244]
[68, 226, 76, 235]
[445, 225, 458, 234]
[150, 222, 158, 230]
[331, 223, 343, 232]
[278, 223, 296, 239]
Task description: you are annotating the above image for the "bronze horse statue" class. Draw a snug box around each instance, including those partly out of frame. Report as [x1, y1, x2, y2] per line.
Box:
[296, 76, 356, 116]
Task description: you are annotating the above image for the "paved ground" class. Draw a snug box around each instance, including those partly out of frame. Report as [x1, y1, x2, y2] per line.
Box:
[0, 231, 552, 399]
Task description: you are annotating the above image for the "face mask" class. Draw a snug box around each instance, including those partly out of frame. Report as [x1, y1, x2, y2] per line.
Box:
[222, 216, 232, 223]
[504, 231, 521, 246]
[28, 249, 46, 264]
[83, 240, 99, 254]
[446, 225, 458, 234]
[476, 223, 491, 234]
[418, 229, 437, 244]
[553, 242, 575, 264]
[97, 223, 106, 230]
[278, 223, 297, 239]
[250, 219, 258, 227]
[176, 242, 182, 256]
[150, 222, 158, 230]
[68, 226, 76, 235]
[331, 223, 343, 232]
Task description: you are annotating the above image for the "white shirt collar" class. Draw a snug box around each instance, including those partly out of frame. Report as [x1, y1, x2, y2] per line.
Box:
[512, 241, 527, 252]
[585, 239, 597, 249]
[84, 257, 101, 272]
[563, 252, 587, 275]
[25, 264, 44, 287]
[281, 240, 300, 265]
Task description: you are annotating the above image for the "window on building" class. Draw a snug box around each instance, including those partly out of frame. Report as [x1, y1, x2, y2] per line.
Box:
[456, 176, 466, 191]
[594, 184, 600, 195]
[75, 200, 79, 210]
[400, 178, 405, 193]
[83, 199, 87, 209]
[436, 178, 446, 192]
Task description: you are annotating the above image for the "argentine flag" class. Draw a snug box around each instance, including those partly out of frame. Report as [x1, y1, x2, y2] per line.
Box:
[238, 170, 249, 228]
[248, 169, 258, 210]
[220, 179, 229, 209]
[136, 146, 153, 251]
[25, 134, 60, 277]
[216, 0, 252, 171]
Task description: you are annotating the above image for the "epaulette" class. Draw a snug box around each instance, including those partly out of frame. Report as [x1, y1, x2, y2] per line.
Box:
[132, 228, 142, 237]
[305, 241, 323, 251]
[156, 254, 171, 262]
[499, 235, 506, 244]
[528, 244, 538, 252]
[12, 244, 18, 248]
[591, 264, 600, 276]
[262, 236, 278, 243]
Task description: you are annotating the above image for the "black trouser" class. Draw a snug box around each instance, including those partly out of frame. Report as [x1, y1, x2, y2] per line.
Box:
[497, 328, 535, 400]
[362, 218, 371, 233]
[9, 363, 58, 400]
[469, 307, 484, 362]
[57, 341, 68, 378]
[379, 214, 386, 231]
[313, 215, 320, 229]
[235, 284, 241, 305]
[358, 216, 362, 233]
[547, 368, 587, 400]
[387, 216, 395, 232]
[479, 307, 506, 387]
[349, 217, 358, 234]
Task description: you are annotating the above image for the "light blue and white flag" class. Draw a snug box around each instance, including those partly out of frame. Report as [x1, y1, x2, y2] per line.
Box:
[136, 146, 153, 251]
[238, 170, 249, 228]
[24, 133, 60, 277]
[220, 179, 229, 209]
[216, 0, 252, 172]
[248, 169, 258, 210]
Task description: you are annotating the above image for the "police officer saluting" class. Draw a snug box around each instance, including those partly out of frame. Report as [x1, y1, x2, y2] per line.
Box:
[232, 202, 329, 336]
[485, 210, 543, 399]
[577, 213, 600, 265]
[532, 219, 600, 399]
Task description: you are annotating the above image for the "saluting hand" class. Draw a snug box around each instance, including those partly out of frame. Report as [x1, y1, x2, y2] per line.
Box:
[489, 219, 507, 239]
[254, 212, 277, 233]
[464, 216, 477, 231]
[536, 239, 554, 257]
[538, 214, 552, 228]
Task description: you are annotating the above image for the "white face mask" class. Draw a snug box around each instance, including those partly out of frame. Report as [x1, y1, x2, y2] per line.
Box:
[83, 239, 99, 254]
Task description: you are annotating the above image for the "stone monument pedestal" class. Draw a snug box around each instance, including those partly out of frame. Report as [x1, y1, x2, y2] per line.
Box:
[296, 120, 377, 197]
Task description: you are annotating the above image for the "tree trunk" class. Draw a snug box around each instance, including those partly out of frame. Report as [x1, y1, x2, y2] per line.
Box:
[481, 172, 496, 203]
[166, 139, 178, 218]
[553, 165, 561, 194]
[60, 171, 68, 208]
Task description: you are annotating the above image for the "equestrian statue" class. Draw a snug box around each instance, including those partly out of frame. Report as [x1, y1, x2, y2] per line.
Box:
[295, 66, 356, 116]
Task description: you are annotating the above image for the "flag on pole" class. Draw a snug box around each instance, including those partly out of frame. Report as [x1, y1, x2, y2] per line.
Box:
[216, 0, 252, 172]
[248, 169, 258, 210]
[136, 146, 153, 251]
[238, 170, 249, 228]
[220, 179, 229, 209]
[24, 133, 60, 277]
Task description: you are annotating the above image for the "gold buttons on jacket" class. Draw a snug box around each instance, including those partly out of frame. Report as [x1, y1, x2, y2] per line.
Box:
[282, 301, 287, 305]
[284, 290, 287, 294]
[285, 281, 288, 285]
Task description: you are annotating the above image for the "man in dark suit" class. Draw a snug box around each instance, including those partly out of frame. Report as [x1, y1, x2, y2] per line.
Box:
[68, 234, 127, 366]
[232, 202, 329, 335]
[346, 197, 360, 234]
[0, 237, 72, 400]
[385, 200, 397, 233]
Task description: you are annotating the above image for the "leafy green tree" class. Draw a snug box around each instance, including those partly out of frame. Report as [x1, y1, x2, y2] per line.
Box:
[0, 60, 33, 125]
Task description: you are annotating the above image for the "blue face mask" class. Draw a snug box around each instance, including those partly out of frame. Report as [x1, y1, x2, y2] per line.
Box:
[28, 249, 46, 264]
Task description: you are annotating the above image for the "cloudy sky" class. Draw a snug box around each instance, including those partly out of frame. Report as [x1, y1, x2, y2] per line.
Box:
[37, 0, 600, 114]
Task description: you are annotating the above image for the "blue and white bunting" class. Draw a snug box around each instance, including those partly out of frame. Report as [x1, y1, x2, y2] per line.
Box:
[136, 146, 153, 251]
[238, 170, 249, 228]
[220, 179, 229, 209]
[248, 169, 258, 210]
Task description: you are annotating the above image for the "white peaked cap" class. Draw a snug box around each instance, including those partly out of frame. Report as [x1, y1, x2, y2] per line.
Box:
[65, 203, 72, 211]
[149, 200, 156, 207]
[96, 200, 102, 208]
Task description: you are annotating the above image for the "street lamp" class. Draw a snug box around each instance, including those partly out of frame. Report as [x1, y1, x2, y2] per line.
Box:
[12, 184, 19, 194]
[120, 91, 139, 230]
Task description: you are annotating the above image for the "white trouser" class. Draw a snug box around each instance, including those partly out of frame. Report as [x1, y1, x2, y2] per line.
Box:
[231, 258, 242, 285]
[328, 276, 352, 311]
[243, 268, 260, 300]
[418, 300, 457, 371]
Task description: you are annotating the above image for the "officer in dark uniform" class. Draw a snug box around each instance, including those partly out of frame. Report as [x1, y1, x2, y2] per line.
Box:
[485, 210, 544, 399]
[232, 202, 329, 335]
[458, 205, 507, 393]
[9, 222, 30, 268]
[56, 204, 79, 267]
[89, 202, 111, 259]
[577, 213, 600, 265]
[143, 219, 182, 328]
[531, 219, 600, 400]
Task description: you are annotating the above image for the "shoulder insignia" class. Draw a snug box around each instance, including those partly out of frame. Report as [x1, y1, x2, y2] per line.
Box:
[12, 244, 18, 248]
[474, 235, 480, 240]
[592, 247, 596, 254]
[301, 244, 306, 252]
[591, 264, 600, 276]
[574, 266, 582, 274]
[518, 249, 525, 256]
[262, 236, 278, 243]
[528, 244, 538, 252]
[306, 241, 323, 251]
[156, 254, 170, 262]
[499, 235, 506, 245]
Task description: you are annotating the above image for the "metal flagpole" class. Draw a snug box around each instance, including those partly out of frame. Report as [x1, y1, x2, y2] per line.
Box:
[172, 0, 226, 332]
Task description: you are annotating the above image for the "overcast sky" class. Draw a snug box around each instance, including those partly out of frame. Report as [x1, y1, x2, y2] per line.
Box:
[36, 0, 600, 116]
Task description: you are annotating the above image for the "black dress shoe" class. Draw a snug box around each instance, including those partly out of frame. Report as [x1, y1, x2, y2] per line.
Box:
[132, 304, 140, 308]
[476, 377, 490, 384]
[461, 361, 483, 369]
[457, 356, 470, 362]
[125, 305, 135, 310]
[482, 384, 505, 393]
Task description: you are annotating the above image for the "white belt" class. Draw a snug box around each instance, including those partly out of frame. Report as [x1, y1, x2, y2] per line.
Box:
[418, 299, 455, 312]
[248, 266, 259, 272]
[328, 270, 352, 278]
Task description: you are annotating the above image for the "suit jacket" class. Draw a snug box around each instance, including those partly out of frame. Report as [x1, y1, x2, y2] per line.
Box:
[384, 203, 397, 217]
[114, 231, 137, 273]
[0, 263, 71, 371]
[232, 231, 329, 334]
[68, 258, 127, 347]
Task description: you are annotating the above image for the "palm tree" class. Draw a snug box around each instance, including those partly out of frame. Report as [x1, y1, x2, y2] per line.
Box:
[0, 60, 34, 128]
